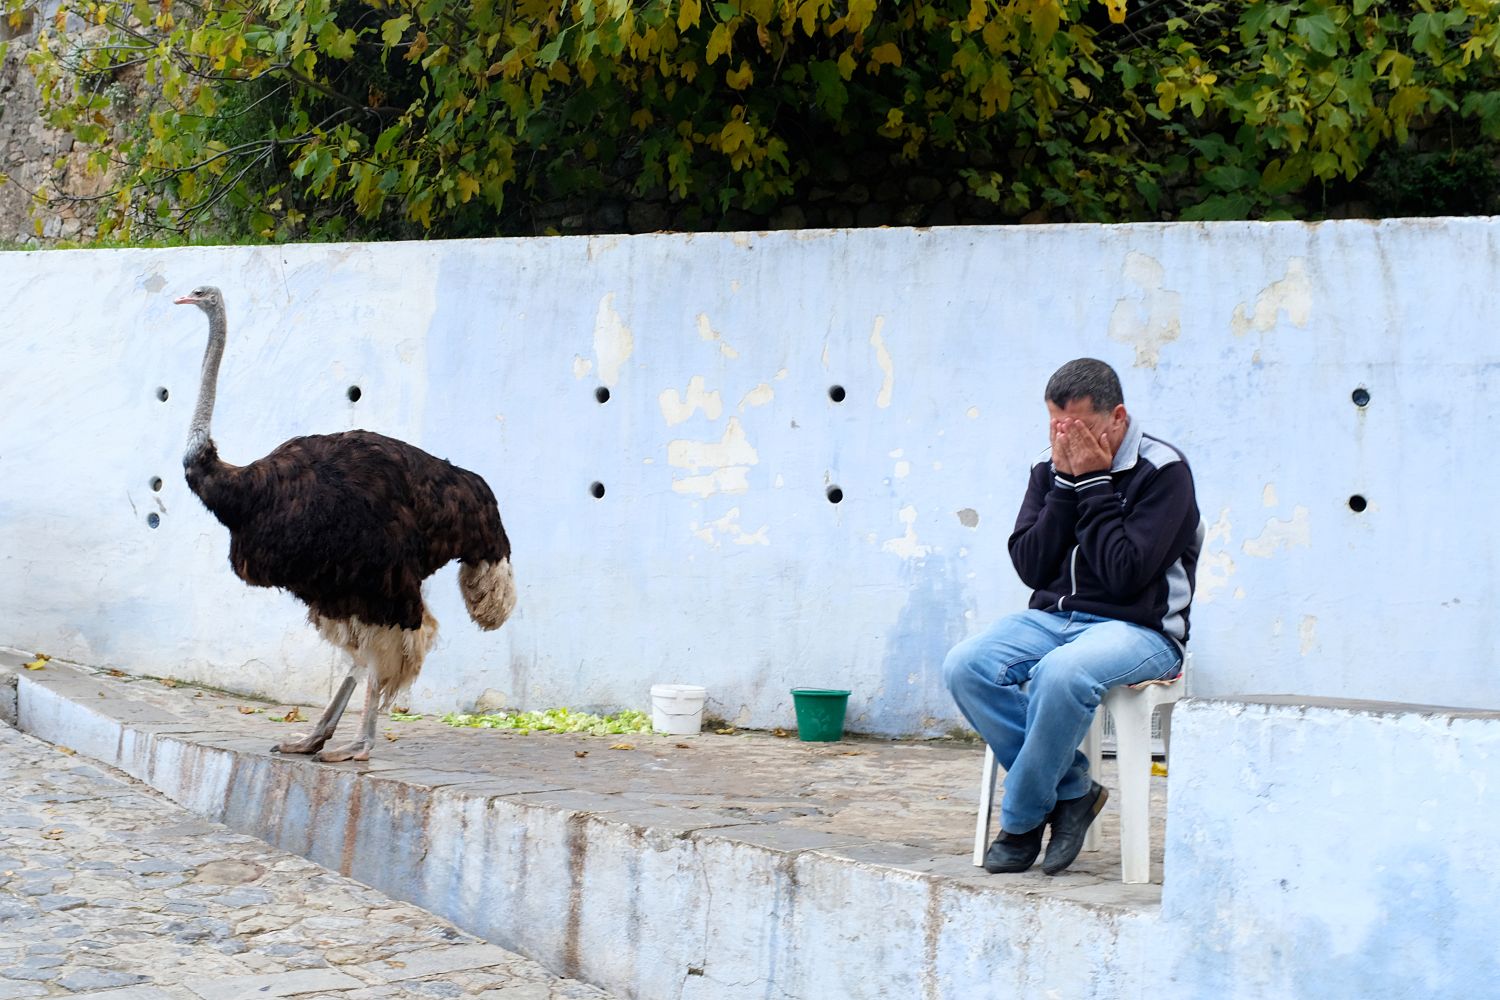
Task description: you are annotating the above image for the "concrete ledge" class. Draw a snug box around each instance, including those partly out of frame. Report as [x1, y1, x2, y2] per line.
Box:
[4, 658, 1166, 1000]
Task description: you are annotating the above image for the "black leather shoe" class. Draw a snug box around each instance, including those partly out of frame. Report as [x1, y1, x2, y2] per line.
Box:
[983, 823, 1044, 873]
[1041, 781, 1108, 875]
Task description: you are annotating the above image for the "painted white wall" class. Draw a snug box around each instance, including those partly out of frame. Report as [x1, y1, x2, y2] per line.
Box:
[1163, 697, 1500, 999]
[1, 220, 1495, 730]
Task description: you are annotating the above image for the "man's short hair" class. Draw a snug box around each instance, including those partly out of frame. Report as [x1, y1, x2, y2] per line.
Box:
[1045, 358, 1124, 412]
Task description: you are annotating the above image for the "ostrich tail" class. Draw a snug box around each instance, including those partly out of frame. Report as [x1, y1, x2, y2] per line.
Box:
[459, 557, 516, 630]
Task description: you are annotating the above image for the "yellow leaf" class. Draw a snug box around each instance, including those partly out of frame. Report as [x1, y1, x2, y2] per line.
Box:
[609, 743, 635, 751]
[630, 108, 655, 129]
[837, 48, 856, 80]
[282, 706, 303, 723]
[24, 656, 48, 670]
[384, 732, 399, 742]
[456, 173, 480, 203]
[706, 22, 732, 64]
[238, 706, 258, 714]
[56, 746, 76, 756]
[1068, 77, 1090, 99]
[43, 828, 64, 840]
[869, 42, 902, 68]
[1103, 0, 1126, 24]
[1151, 761, 1168, 777]
[678, 0, 700, 31]
[718, 119, 754, 153]
[726, 60, 753, 90]
[965, 0, 987, 31]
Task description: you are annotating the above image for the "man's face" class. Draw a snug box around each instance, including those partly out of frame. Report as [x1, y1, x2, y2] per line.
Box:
[1047, 397, 1129, 458]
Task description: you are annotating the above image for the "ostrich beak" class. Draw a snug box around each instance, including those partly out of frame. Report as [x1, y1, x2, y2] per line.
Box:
[173, 294, 198, 305]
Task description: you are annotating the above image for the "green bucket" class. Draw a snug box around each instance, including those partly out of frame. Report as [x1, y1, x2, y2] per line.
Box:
[791, 688, 851, 742]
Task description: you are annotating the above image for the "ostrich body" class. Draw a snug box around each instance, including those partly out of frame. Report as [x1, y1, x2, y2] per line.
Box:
[175, 286, 516, 762]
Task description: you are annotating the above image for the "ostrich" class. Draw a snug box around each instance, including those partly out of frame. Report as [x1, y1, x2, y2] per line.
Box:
[174, 285, 516, 762]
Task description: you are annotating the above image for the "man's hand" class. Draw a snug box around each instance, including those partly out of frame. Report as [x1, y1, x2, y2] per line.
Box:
[1054, 418, 1113, 477]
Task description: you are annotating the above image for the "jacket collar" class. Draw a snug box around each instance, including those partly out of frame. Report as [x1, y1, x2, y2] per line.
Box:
[1111, 416, 1142, 473]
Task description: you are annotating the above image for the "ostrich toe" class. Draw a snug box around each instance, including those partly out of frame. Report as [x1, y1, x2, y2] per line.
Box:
[313, 740, 372, 763]
[272, 733, 331, 755]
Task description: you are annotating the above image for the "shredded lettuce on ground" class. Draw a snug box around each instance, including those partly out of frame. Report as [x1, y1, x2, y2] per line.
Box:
[438, 707, 654, 736]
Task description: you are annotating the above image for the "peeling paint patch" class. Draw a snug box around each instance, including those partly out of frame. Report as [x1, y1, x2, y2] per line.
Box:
[690, 507, 770, 548]
[870, 316, 895, 407]
[668, 417, 758, 497]
[966, 406, 980, 419]
[1299, 615, 1320, 655]
[774, 368, 789, 381]
[1233, 586, 1245, 599]
[894, 460, 911, 479]
[659, 376, 724, 426]
[774, 474, 784, 487]
[1196, 550, 1237, 604]
[593, 294, 634, 387]
[882, 505, 931, 559]
[1242, 506, 1311, 558]
[1204, 507, 1232, 547]
[738, 383, 774, 411]
[572, 355, 594, 379]
[1231, 258, 1312, 336]
[1263, 483, 1279, 507]
[696, 313, 739, 359]
[956, 508, 979, 528]
[1108, 251, 1182, 368]
[888, 448, 904, 458]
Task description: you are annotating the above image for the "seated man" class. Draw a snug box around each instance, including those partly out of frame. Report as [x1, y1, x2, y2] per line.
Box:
[944, 358, 1202, 875]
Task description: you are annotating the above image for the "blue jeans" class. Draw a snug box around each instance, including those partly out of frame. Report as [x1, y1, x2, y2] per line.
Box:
[943, 609, 1182, 833]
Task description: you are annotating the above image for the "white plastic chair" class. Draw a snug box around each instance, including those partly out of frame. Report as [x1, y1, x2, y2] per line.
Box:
[972, 652, 1189, 884]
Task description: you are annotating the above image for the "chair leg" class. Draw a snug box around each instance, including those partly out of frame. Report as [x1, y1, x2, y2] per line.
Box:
[1082, 707, 1104, 853]
[1111, 694, 1154, 884]
[973, 745, 998, 867]
[1158, 701, 1174, 766]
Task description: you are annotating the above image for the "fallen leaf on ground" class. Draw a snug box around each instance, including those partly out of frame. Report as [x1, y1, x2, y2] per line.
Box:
[282, 707, 303, 723]
[392, 705, 410, 714]
[674, 743, 691, 749]
[158, 678, 178, 688]
[384, 733, 398, 742]
[238, 706, 257, 715]
[838, 751, 863, 756]
[715, 727, 736, 735]
[772, 728, 790, 738]
[24, 656, 48, 670]
[609, 743, 634, 751]
[42, 829, 63, 840]
[574, 750, 589, 758]
[56, 746, 75, 756]
[1151, 761, 1168, 777]
[105, 669, 126, 678]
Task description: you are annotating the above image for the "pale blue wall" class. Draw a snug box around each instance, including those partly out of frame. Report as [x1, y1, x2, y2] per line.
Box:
[1, 220, 1497, 729]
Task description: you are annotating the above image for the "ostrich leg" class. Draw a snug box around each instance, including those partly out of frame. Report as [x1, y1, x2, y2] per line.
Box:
[272, 673, 358, 755]
[314, 674, 383, 763]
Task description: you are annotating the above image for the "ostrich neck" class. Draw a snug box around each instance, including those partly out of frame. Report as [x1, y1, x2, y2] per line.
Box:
[186, 305, 225, 462]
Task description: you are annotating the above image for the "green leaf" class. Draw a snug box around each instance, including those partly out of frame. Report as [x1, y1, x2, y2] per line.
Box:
[381, 14, 412, 48]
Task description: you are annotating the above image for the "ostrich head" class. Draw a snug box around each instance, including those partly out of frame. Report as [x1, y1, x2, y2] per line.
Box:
[174, 286, 224, 313]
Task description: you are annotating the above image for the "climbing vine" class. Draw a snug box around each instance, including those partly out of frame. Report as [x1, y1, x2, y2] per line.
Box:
[9, 0, 1500, 240]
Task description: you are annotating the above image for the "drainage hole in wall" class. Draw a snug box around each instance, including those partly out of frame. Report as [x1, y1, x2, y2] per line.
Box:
[1351, 387, 1370, 407]
[828, 385, 846, 403]
[347, 386, 362, 402]
[1348, 494, 1368, 512]
[826, 486, 844, 504]
[156, 387, 169, 402]
[590, 481, 606, 499]
[147, 513, 161, 529]
[150, 477, 163, 492]
[595, 386, 611, 404]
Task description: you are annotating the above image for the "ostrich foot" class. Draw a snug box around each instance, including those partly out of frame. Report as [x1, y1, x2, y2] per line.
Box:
[272, 733, 331, 755]
[313, 740, 372, 763]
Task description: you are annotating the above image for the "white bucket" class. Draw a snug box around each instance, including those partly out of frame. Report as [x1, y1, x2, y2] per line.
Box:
[650, 684, 707, 735]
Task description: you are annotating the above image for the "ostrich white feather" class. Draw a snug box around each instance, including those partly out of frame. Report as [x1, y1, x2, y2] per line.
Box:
[460, 558, 517, 631]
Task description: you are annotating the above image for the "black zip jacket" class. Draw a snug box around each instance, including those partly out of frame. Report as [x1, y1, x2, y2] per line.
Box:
[1007, 419, 1203, 646]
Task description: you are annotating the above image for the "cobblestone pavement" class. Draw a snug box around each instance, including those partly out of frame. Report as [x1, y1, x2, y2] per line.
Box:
[0, 722, 616, 1000]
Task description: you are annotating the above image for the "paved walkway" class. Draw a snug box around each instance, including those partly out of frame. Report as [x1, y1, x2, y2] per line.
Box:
[0, 721, 616, 1000]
